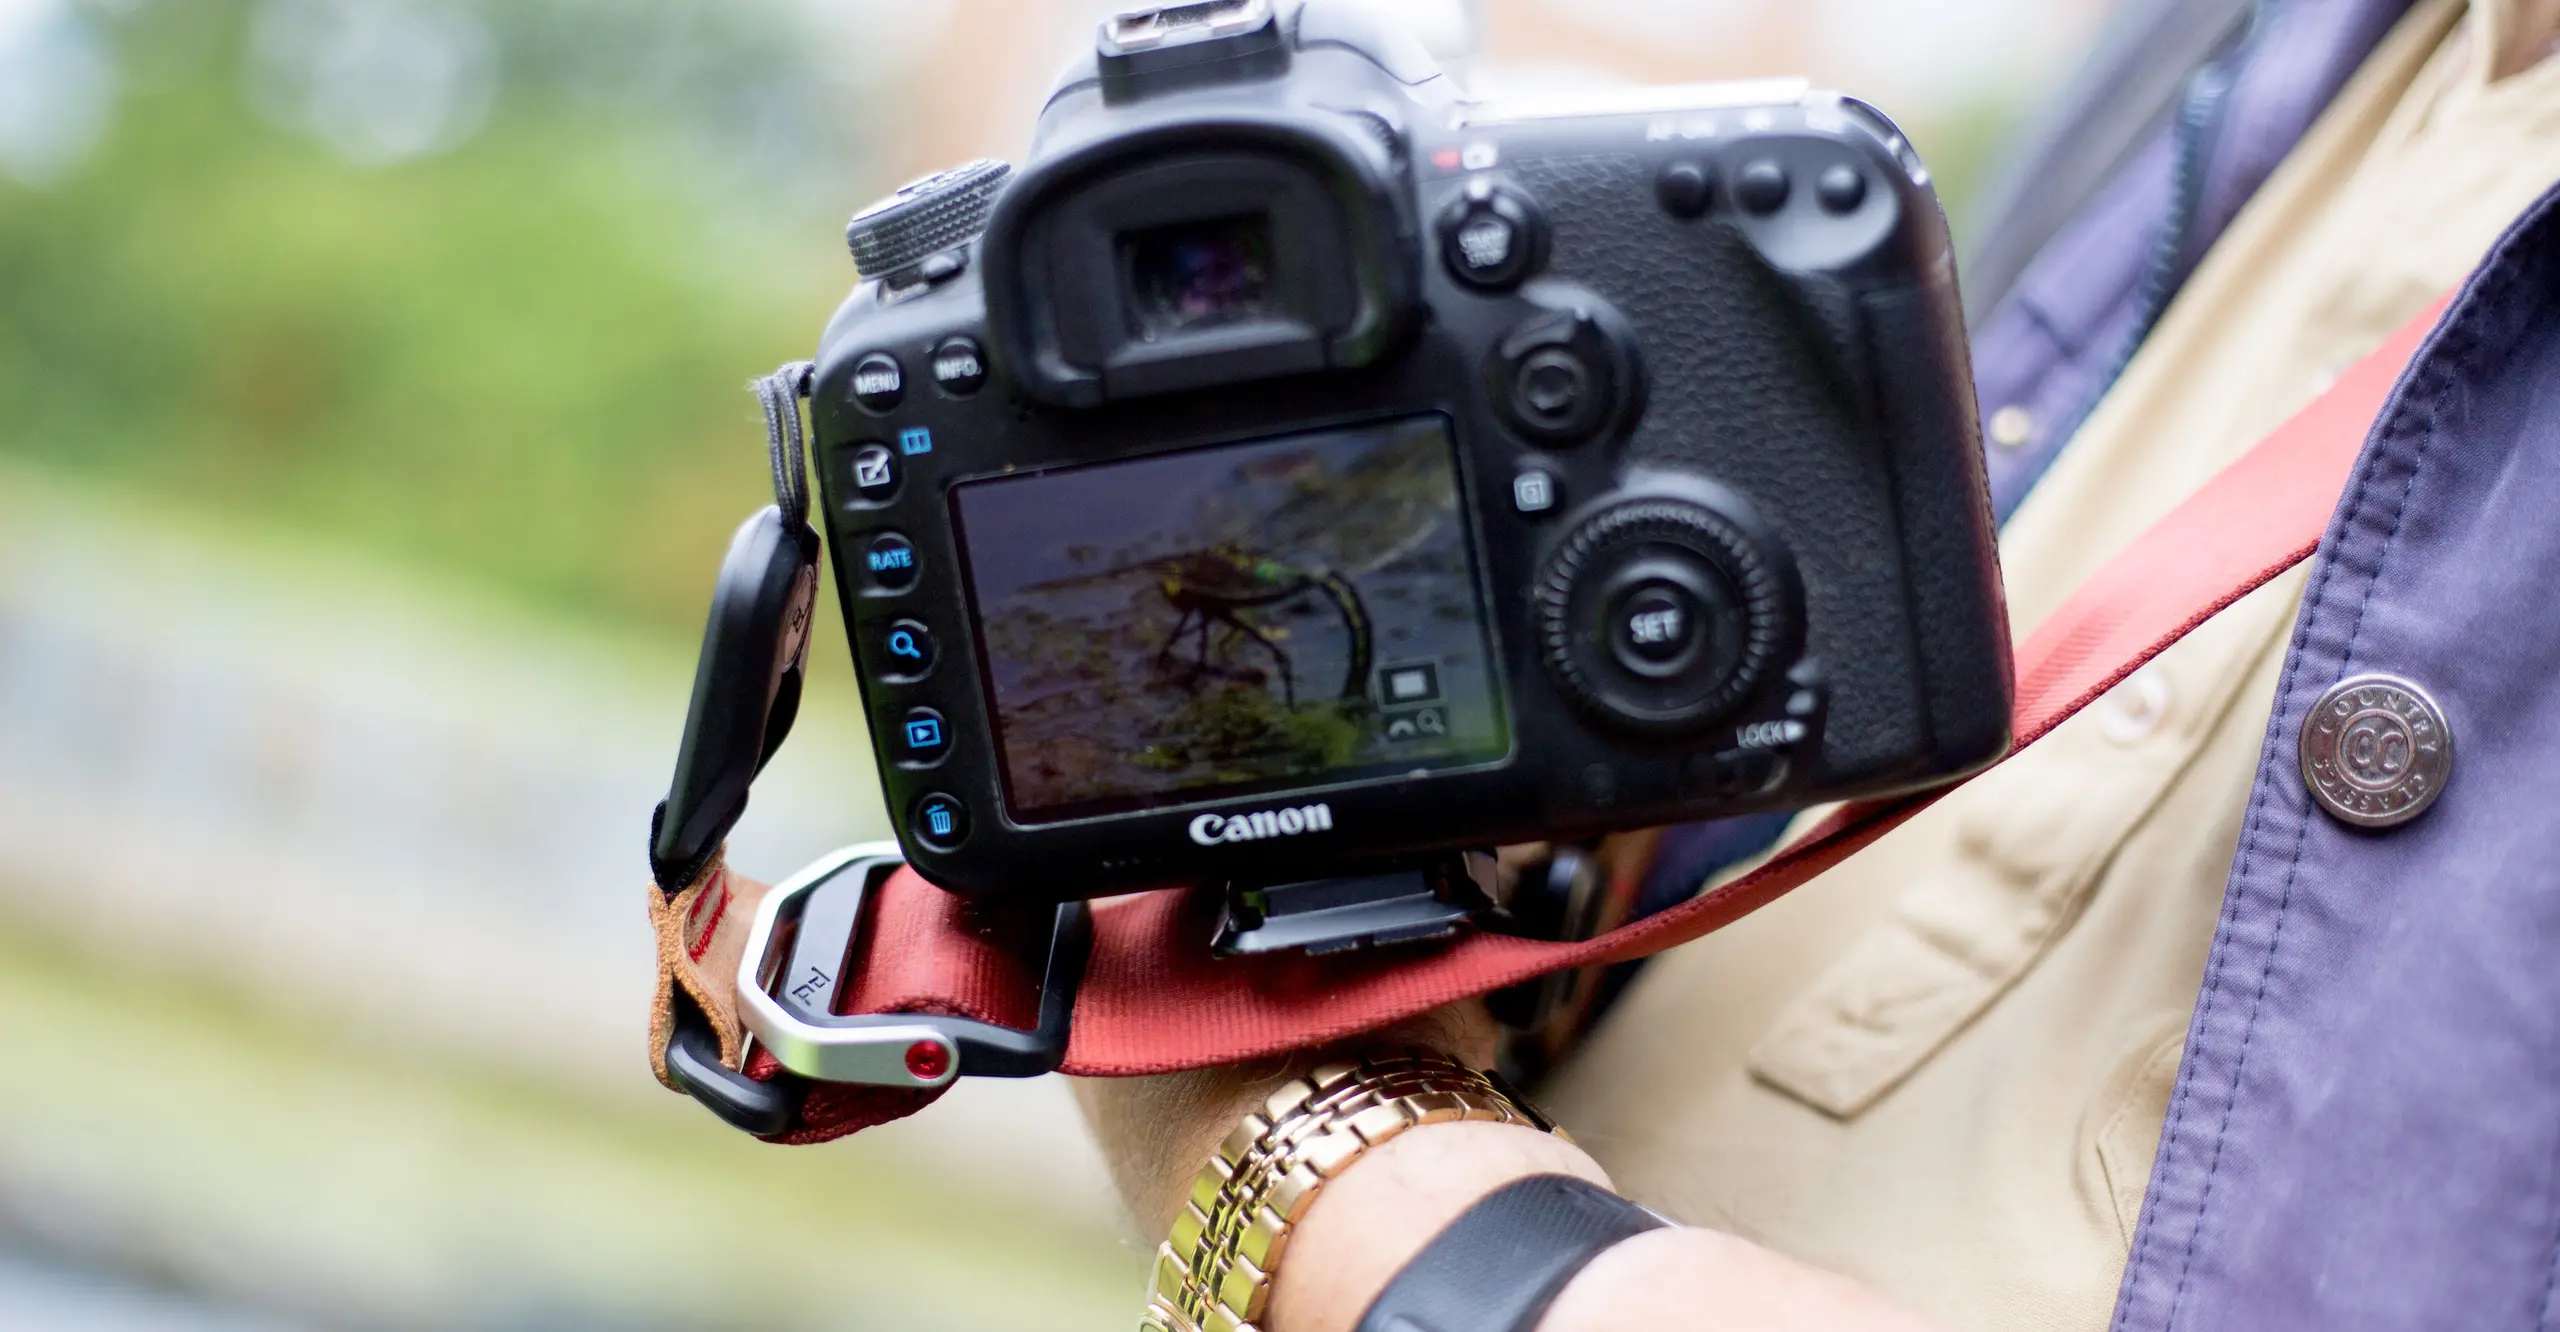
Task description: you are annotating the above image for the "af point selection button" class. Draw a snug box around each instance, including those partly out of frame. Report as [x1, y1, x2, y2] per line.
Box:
[911, 792, 970, 851]
[876, 618, 936, 682]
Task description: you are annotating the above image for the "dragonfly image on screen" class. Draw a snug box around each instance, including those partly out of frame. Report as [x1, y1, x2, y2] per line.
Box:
[954, 415, 1509, 821]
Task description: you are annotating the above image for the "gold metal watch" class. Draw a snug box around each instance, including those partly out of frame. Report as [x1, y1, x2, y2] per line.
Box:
[1139, 1048, 1559, 1332]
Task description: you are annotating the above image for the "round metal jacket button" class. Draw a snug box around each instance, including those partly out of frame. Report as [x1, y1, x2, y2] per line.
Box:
[2299, 672, 2453, 829]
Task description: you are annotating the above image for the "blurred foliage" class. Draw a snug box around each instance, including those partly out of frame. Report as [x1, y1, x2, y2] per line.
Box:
[1907, 95, 2031, 255]
[0, 0, 2035, 644]
[0, 0, 875, 638]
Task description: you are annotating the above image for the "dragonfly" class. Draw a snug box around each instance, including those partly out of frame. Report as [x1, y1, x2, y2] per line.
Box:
[1022, 425, 1448, 709]
[1146, 543, 1371, 708]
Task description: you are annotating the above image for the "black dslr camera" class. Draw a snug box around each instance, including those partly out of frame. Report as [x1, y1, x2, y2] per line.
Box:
[804, 0, 2009, 915]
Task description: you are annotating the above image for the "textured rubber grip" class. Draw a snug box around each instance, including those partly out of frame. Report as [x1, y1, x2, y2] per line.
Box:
[1356, 1174, 1667, 1332]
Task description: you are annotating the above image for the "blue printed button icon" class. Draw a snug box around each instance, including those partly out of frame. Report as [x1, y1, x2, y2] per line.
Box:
[877, 619, 936, 681]
[912, 793, 970, 850]
[899, 426, 934, 456]
[864, 532, 920, 591]
[898, 707, 950, 764]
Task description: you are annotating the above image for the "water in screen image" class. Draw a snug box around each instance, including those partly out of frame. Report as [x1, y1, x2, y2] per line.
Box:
[954, 415, 1507, 821]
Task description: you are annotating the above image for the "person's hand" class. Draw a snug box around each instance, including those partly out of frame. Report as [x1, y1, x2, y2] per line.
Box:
[1075, 1014, 1940, 1332]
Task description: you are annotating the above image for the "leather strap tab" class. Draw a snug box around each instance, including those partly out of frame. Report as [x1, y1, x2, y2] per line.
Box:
[1357, 1174, 1666, 1332]
[645, 852, 766, 1089]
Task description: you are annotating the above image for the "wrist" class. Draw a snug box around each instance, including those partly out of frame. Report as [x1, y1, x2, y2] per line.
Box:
[1138, 1047, 1597, 1332]
[1275, 1121, 1608, 1332]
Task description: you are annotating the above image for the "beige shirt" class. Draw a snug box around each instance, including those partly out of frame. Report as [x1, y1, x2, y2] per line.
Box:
[1543, 2, 2560, 1327]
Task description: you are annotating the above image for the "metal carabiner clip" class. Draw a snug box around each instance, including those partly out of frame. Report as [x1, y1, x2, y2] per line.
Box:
[740, 842, 1090, 1087]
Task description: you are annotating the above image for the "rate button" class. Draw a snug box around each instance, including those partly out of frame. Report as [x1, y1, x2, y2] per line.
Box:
[864, 532, 920, 592]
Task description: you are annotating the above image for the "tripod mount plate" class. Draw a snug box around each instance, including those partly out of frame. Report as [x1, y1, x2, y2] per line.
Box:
[1212, 851, 1499, 956]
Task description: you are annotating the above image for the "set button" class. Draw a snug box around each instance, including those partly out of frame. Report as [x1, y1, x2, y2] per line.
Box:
[864, 532, 920, 591]
[1608, 580, 1707, 678]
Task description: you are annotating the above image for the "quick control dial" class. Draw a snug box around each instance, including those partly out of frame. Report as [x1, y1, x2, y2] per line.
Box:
[1535, 495, 1795, 735]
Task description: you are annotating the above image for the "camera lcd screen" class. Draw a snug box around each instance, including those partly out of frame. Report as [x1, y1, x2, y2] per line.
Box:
[1124, 213, 1273, 334]
[952, 414, 1510, 823]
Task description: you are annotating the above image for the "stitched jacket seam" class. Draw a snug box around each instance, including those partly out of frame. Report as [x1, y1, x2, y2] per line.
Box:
[2133, 222, 2543, 1328]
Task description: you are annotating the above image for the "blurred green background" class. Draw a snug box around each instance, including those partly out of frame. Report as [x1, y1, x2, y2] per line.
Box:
[0, 0, 2104, 1326]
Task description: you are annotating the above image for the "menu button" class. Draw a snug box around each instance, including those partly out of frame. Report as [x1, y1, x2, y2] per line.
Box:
[852, 352, 905, 413]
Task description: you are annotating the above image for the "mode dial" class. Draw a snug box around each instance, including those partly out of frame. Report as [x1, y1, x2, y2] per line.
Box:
[1535, 494, 1796, 735]
[846, 158, 1012, 279]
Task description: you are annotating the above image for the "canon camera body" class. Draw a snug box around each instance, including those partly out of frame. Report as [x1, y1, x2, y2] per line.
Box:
[809, 0, 2012, 900]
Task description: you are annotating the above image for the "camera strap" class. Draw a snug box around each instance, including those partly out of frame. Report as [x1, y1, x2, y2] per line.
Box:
[650, 292, 2452, 1141]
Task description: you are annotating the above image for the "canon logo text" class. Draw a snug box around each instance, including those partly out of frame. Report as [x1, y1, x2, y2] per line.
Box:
[1188, 803, 1335, 846]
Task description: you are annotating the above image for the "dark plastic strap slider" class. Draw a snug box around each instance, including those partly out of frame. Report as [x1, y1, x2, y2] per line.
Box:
[664, 995, 801, 1139]
[735, 843, 1091, 1087]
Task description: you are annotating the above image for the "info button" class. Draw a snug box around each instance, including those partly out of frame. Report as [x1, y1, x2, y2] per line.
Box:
[1608, 581, 1706, 679]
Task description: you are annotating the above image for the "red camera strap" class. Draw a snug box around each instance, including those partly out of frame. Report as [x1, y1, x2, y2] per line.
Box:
[767, 294, 2450, 1141]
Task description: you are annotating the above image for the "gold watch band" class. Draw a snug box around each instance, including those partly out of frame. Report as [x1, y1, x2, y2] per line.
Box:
[1139, 1048, 1558, 1332]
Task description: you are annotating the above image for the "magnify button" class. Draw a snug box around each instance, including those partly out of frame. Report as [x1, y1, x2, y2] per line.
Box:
[877, 619, 937, 681]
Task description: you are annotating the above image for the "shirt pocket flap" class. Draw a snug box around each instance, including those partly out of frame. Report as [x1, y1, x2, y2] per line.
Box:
[1747, 581, 2297, 1119]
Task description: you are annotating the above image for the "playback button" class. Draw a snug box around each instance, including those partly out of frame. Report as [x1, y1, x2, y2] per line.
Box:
[895, 706, 950, 766]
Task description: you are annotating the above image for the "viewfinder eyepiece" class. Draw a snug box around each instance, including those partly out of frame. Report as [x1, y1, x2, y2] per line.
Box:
[1125, 213, 1277, 335]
